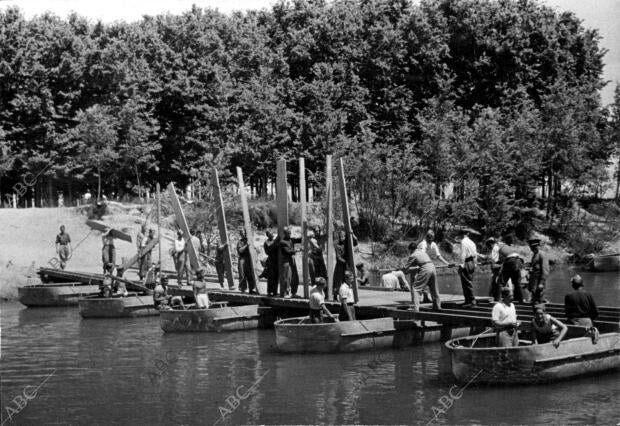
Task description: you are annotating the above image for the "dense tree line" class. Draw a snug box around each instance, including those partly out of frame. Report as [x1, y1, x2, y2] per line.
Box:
[0, 0, 618, 239]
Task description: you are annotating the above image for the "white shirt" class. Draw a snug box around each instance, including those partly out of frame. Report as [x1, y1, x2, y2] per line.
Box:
[490, 243, 500, 263]
[339, 283, 354, 304]
[417, 240, 441, 260]
[460, 235, 477, 263]
[174, 237, 185, 253]
[309, 287, 326, 310]
[381, 272, 399, 289]
[492, 302, 517, 325]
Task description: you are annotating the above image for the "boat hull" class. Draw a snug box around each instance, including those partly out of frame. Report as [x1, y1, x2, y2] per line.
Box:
[78, 294, 158, 318]
[18, 283, 99, 307]
[274, 317, 396, 353]
[160, 305, 262, 332]
[446, 333, 620, 384]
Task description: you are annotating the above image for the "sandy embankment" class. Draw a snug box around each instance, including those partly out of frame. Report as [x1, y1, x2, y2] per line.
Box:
[0, 205, 177, 300]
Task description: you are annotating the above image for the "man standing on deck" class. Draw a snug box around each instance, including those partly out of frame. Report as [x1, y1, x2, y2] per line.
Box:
[55, 225, 72, 270]
[492, 288, 520, 347]
[332, 230, 358, 300]
[237, 231, 257, 294]
[564, 275, 598, 327]
[338, 271, 356, 320]
[483, 237, 501, 301]
[172, 230, 188, 285]
[263, 231, 279, 296]
[528, 238, 549, 304]
[308, 226, 328, 286]
[405, 244, 441, 312]
[498, 234, 525, 303]
[136, 224, 148, 280]
[417, 230, 450, 266]
[279, 226, 298, 298]
[214, 241, 228, 289]
[458, 229, 478, 307]
[101, 229, 116, 274]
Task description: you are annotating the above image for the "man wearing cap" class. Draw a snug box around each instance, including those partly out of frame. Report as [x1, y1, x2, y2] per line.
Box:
[55, 225, 72, 270]
[492, 288, 520, 347]
[405, 244, 441, 311]
[458, 229, 478, 307]
[309, 278, 337, 323]
[193, 269, 210, 309]
[528, 238, 549, 304]
[564, 275, 598, 327]
[338, 271, 356, 320]
[483, 237, 501, 301]
[498, 234, 525, 302]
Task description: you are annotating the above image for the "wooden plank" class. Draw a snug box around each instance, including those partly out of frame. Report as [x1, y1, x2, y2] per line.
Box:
[300, 158, 310, 298]
[156, 183, 162, 269]
[337, 158, 358, 303]
[325, 155, 334, 300]
[119, 237, 158, 272]
[211, 168, 235, 289]
[237, 167, 260, 288]
[276, 159, 288, 292]
[166, 183, 200, 271]
[86, 220, 132, 243]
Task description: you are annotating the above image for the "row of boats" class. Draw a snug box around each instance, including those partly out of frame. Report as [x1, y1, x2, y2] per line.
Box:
[18, 269, 620, 385]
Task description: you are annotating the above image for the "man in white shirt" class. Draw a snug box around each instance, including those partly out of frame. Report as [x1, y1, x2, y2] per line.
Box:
[417, 230, 450, 265]
[380, 270, 410, 291]
[338, 271, 356, 321]
[458, 229, 478, 307]
[308, 278, 338, 323]
[492, 288, 520, 347]
[173, 230, 188, 285]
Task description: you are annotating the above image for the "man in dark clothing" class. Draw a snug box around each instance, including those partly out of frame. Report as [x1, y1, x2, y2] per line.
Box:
[528, 238, 550, 304]
[55, 225, 72, 270]
[262, 231, 279, 296]
[498, 234, 524, 303]
[308, 227, 328, 286]
[332, 230, 358, 300]
[215, 241, 228, 289]
[237, 232, 257, 294]
[279, 227, 299, 297]
[564, 274, 598, 327]
[102, 229, 116, 274]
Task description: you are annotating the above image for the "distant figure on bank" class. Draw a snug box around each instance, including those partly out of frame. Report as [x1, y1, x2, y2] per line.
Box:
[381, 270, 410, 291]
[308, 228, 328, 286]
[564, 275, 598, 327]
[153, 277, 172, 310]
[279, 227, 298, 298]
[237, 231, 258, 294]
[214, 241, 228, 289]
[101, 229, 116, 274]
[55, 225, 72, 270]
[136, 224, 150, 280]
[498, 234, 525, 303]
[531, 304, 567, 347]
[172, 230, 189, 285]
[458, 229, 478, 307]
[332, 230, 358, 300]
[338, 271, 356, 321]
[483, 237, 501, 301]
[262, 231, 279, 296]
[356, 263, 370, 287]
[405, 244, 441, 311]
[528, 238, 549, 304]
[492, 288, 520, 347]
[193, 269, 210, 309]
[309, 278, 337, 323]
[417, 230, 450, 266]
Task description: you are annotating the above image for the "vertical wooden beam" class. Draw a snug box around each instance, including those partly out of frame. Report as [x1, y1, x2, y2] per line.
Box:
[166, 183, 200, 272]
[325, 155, 335, 300]
[300, 158, 310, 298]
[337, 158, 358, 303]
[156, 182, 162, 269]
[276, 159, 288, 293]
[211, 168, 235, 290]
[237, 167, 260, 288]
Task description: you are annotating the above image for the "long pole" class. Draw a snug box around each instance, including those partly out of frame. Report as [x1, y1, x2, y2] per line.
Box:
[300, 158, 309, 298]
[237, 167, 260, 288]
[156, 183, 162, 270]
[276, 159, 288, 295]
[338, 158, 358, 303]
[325, 155, 334, 300]
[211, 168, 235, 289]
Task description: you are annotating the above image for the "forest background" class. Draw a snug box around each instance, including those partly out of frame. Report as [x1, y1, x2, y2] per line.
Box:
[1, 0, 619, 259]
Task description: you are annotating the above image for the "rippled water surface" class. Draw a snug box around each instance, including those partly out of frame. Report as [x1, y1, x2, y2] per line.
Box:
[1, 269, 619, 425]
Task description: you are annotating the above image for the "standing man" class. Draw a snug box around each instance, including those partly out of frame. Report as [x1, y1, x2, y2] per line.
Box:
[279, 226, 298, 298]
[483, 237, 501, 301]
[528, 238, 549, 305]
[237, 231, 250, 293]
[55, 225, 72, 270]
[332, 230, 358, 300]
[309, 226, 328, 286]
[338, 271, 356, 321]
[564, 275, 598, 327]
[262, 231, 279, 296]
[458, 229, 478, 307]
[405, 244, 441, 311]
[136, 224, 148, 280]
[417, 230, 450, 266]
[492, 288, 520, 347]
[172, 229, 188, 285]
[498, 234, 525, 303]
[101, 229, 116, 274]
[214, 241, 228, 289]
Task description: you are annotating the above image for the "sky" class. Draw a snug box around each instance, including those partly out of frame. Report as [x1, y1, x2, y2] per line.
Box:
[1, 0, 618, 105]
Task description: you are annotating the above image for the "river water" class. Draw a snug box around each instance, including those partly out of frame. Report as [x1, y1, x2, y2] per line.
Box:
[1, 269, 618, 425]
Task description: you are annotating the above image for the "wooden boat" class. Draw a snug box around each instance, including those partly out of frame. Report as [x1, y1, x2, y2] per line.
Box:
[18, 282, 99, 307]
[445, 332, 620, 384]
[274, 316, 396, 353]
[78, 293, 158, 318]
[588, 253, 620, 272]
[160, 303, 262, 332]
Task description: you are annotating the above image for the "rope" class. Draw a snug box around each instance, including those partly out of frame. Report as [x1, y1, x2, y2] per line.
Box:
[470, 327, 493, 348]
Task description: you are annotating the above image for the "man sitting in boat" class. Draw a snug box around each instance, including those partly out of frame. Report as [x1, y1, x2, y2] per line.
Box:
[193, 269, 210, 309]
[531, 304, 567, 348]
[564, 275, 599, 328]
[100, 270, 113, 298]
[338, 271, 356, 321]
[153, 277, 172, 310]
[309, 278, 338, 323]
[492, 288, 521, 347]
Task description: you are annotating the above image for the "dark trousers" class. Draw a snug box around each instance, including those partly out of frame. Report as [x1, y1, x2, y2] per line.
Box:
[339, 304, 356, 321]
[309, 309, 323, 323]
[280, 262, 293, 297]
[500, 259, 524, 302]
[215, 262, 225, 288]
[459, 258, 476, 304]
[489, 265, 501, 301]
[529, 276, 545, 304]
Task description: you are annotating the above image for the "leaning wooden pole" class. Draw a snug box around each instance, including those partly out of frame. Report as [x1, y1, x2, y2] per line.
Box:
[325, 155, 335, 300]
[276, 159, 288, 295]
[156, 183, 162, 269]
[237, 167, 260, 289]
[337, 158, 358, 303]
[211, 168, 235, 290]
[300, 158, 310, 298]
[166, 183, 200, 272]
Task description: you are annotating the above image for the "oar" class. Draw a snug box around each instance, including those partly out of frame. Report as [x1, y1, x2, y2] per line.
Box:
[111, 275, 152, 294]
